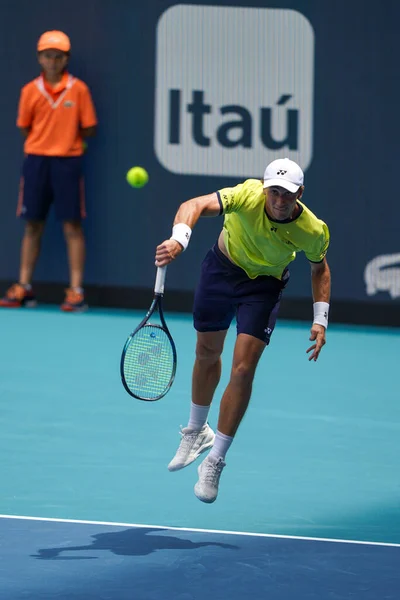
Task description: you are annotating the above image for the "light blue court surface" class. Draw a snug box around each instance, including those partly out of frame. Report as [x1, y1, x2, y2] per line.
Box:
[0, 307, 399, 598]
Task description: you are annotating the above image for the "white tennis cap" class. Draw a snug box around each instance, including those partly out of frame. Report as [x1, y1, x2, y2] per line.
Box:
[263, 158, 304, 193]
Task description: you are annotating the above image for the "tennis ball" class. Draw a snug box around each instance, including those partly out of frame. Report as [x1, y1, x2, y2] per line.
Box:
[126, 166, 149, 188]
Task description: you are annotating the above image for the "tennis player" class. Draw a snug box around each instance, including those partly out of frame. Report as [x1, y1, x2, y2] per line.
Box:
[155, 158, 331, 503]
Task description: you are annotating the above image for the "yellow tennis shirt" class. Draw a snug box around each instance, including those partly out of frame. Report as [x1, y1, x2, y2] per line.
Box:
[217, 179, 330, 280]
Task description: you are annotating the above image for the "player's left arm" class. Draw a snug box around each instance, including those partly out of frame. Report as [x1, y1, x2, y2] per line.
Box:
[17, 87, 32, 138]
[80, 126, 97, 138]
[307, 258, 331, 362]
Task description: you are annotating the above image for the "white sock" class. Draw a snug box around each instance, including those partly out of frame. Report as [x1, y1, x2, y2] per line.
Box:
[209, 430, 233, 461]
[187, 402, 210, 431]
[20, 283, 32, 291]
[72, 287, 84, 294]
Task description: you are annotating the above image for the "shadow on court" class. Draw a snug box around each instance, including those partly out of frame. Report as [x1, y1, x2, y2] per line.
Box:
[31, 527, 238, 560]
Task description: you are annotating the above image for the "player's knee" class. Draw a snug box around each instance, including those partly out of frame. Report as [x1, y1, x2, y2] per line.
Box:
[195, 341, 222, 364]
[231, 360, 257, 383]
[25, 221, 44, 238]
[63, 221, 83, 239]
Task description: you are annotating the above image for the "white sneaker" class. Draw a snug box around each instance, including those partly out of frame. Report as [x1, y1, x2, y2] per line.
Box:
[194, 455, 226, 503]
[167, 424, 215, 472]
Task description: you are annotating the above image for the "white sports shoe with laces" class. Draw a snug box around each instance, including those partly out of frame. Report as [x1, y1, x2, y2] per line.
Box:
[167, 423, 215, 472]
[194, 455, 226, 503]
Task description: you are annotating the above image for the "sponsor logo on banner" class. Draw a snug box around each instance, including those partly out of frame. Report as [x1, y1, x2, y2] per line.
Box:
[364, 253, 400, 299]
[155, 5, 315, 177]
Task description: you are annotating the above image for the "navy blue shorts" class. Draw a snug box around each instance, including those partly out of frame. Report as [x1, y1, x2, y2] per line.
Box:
[193, 244, 289, 344]
[17, 155, 86, 221]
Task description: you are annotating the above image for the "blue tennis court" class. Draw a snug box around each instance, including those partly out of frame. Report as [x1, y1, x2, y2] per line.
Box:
[2, 516, 400, 599]
[1, 307, 399, 598]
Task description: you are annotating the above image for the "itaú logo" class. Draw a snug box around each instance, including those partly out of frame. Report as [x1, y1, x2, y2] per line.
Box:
[155, 5, 315, 178]
[364, 253, 400, 299]
[167, 91, 299, 150]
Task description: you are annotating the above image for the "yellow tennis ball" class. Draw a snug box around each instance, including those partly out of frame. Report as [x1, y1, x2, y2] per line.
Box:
[126, 166, 149, 188]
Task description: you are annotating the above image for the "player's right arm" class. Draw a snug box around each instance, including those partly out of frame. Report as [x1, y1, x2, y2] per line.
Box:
[155, 193, 221, 267]
[16, 85, 33, 139]
[19, 127, 30, 138]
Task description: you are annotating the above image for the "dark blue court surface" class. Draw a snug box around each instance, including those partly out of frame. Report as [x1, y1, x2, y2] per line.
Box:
[1, 516, 399, 599]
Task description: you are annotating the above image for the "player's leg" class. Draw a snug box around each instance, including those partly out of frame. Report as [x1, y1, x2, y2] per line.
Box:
[215, 283, 285, 440]
[61, 219, 87, 312]
[19, 154, 50, 286]
[19, 220, 46, 286]
[217, 333, 267, 436]
[192, 329, 227, 410]
[0, 155, 51, 308]
[168, 245, 235, 471]
[62, 220, 86, 286]
[194, 274, 286, 503]
[51, 156, 87, 312]
[194, 334, 266, 503]
[168, 329, 228, 472]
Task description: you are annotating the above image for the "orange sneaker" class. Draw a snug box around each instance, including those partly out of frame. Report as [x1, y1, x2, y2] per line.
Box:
[60, 288, 88, 312]
[0, 283, 37, 308]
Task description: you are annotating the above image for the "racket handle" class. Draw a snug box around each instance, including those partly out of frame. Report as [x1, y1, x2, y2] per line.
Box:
[154, 266, 167, 295]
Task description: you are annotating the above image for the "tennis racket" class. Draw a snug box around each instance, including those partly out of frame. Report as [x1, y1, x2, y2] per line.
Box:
[120, 266, 177, 401]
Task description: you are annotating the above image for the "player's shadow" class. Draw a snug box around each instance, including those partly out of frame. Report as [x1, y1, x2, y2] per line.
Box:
[31, 527, 238, 560]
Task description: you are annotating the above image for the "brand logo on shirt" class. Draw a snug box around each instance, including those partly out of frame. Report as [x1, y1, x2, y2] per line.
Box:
[155, 5, 314, 177]
[64, 100, 74, 108]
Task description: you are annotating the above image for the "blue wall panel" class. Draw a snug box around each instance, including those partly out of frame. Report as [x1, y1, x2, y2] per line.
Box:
[0, 0, 398, 305]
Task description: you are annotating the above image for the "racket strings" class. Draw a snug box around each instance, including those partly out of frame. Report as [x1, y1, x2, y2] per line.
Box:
[122, 324, 175, 400]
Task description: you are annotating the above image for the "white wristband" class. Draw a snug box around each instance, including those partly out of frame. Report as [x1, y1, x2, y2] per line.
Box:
[171, 223, 192, 251]
[313, 302, 329, 329]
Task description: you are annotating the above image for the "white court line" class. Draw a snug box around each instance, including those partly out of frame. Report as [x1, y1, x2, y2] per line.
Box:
[0, 514, 399, 548]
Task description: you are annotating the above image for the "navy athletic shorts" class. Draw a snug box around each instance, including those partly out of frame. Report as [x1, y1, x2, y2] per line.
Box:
[17, 154, 86, 221]
[193, 243, 289, 344]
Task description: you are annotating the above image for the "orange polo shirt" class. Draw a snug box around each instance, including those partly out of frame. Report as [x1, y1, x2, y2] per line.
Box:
[17, 72, 97, 157]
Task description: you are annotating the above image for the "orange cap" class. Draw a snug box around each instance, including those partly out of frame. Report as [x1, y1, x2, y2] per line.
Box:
[37, 30, 71, 53]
